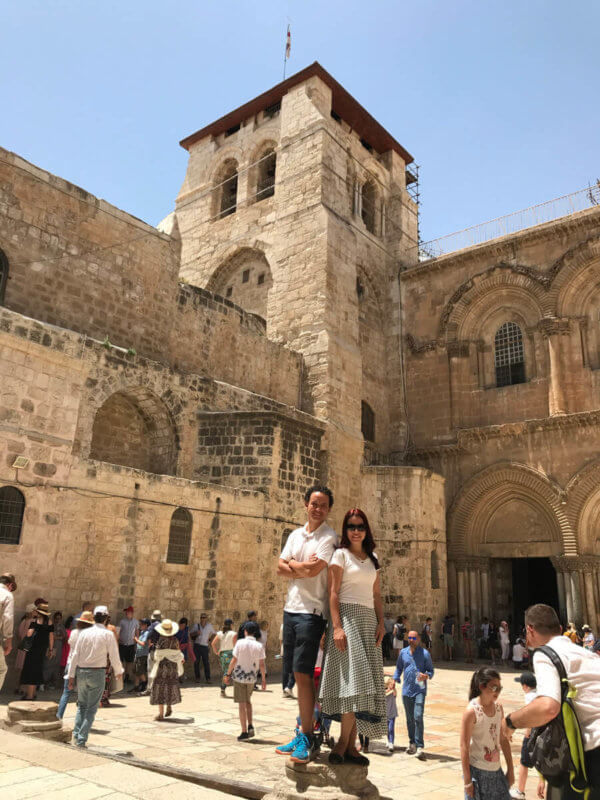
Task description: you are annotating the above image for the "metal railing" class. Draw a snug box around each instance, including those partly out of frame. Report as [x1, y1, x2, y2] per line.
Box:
[417, 182, 600, 261]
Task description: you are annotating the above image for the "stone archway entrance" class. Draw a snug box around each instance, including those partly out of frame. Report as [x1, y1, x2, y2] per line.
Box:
[447, 463, 574, 630]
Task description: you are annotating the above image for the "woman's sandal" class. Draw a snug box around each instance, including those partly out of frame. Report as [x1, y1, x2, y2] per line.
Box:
[165, 706, 172, 718]
[328, 752, 344, 764]
[154, 715, 164, 721]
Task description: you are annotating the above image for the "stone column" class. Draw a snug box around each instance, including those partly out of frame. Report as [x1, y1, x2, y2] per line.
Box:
[469, 568, 480, 624]
[584, 569, 597, 627]
[556, 570, 567, 623]
[539, 318, 569, 416]
[480, 569, 490, 619]
[570, 571, 583, 625]
[457, 568, 467, 631]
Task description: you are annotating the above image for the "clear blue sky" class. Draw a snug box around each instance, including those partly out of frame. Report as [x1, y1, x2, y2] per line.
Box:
[2, 1, 598, 242]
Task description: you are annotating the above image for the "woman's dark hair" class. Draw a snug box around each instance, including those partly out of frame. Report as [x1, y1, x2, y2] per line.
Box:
[304, 484, 334, 508]
[53, 611, 62, 621]
[179, 617, 188, 626]
[469, 667, 501, 700]
[65, 615, 74, 629]
[76, 620, 90, 630]
[340, 508, 379, 570]
[223, 619, 233, 631]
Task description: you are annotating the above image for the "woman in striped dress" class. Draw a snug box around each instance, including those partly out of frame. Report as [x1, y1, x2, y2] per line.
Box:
[319, 508, 386, 765]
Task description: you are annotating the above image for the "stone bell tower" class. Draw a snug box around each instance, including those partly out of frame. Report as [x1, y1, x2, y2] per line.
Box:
[173, 63, 447, 624]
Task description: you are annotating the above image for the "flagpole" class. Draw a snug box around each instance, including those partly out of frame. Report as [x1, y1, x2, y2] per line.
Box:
[283, 24, 290, 80]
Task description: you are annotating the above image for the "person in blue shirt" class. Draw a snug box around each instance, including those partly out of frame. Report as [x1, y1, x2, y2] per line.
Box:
[394, 629, 434, 759]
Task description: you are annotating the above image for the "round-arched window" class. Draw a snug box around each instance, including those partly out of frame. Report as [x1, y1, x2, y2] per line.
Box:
[494, 322, 525, 387]
[167, 507, 193, 564]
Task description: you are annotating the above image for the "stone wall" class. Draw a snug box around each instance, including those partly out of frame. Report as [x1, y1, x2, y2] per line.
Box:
[0, 148, 304, 410]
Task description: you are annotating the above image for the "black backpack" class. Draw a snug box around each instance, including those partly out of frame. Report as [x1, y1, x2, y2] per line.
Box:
[526, 645, 589, 793]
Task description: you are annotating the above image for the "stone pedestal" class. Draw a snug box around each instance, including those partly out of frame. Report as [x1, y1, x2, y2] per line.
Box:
[262, 756, 380, 800]
[3, 701, 71, 743]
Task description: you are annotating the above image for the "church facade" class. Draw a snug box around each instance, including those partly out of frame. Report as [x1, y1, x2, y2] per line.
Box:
[0, 62, 598, 655]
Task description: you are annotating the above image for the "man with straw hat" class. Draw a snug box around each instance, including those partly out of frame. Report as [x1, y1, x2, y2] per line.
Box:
[68, 605, 123, 747]
[0, 573, 16, 690]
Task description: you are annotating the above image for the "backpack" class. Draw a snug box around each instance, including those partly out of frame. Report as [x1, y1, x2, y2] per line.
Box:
[526, 645, 590, 794]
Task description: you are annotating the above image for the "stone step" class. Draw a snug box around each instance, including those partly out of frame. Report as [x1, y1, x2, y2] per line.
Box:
[7, 701, 59, 723]
[14, 719, 62, 733]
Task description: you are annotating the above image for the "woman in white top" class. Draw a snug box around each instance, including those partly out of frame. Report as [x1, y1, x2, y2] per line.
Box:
[319, 508, 386, 766]
[211, 618, 237, 696]
[499, 621, 511, 665]
[460, 666, 513, 799]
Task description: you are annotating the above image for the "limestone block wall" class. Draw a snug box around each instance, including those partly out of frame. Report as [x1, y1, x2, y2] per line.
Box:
[401, 208, 600, 448]
[0, 149, 305, 412]
[360, 466, 447, 650]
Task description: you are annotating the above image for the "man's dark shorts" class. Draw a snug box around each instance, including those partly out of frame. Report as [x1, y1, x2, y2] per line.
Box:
[134, 656, 148, 676]
[119, 644, 136, 664]
[283, 611, 326, 676]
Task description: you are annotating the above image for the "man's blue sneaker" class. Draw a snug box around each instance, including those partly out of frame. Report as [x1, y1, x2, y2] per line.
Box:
[275, 729, 301, 755]
[290, 732, 316, 763]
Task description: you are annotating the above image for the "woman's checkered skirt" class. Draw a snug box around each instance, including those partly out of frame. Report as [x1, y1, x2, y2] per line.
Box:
[319, 602, 387, 739]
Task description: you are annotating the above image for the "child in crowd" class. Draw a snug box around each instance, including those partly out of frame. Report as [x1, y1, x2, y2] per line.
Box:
[460, 666, 514, 799]
[512, 639, 527, 671]
[224, 621, 266, 740]
[509, 672, 538, 800]
[133, 618, 150, 693]
[385, 676, 398, 753]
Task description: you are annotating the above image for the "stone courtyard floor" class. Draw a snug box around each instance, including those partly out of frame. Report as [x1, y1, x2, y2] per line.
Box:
[2, 661, 543, 799]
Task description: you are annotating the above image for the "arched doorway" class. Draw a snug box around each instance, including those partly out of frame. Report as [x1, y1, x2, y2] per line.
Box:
[448, 464, 571, 629]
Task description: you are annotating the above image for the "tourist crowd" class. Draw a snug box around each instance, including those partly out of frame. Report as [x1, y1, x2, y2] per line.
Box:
[2, 483, 600, 798]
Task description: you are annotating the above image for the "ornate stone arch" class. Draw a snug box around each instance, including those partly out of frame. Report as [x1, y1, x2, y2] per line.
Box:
[76, 376, 184, 475]
[438, 266, 547, 343]
[448, 462, 575, 559]
[206, 246, 273, 320]
[565, 460, 600, 554]
[547, 234, 600, 315]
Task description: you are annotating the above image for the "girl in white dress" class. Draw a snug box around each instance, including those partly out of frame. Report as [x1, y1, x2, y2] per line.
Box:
[460, 667, 514, 799]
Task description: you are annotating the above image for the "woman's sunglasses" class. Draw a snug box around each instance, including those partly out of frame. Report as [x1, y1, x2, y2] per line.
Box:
[346, 524, 366, 531]
[487, 684, 502, 693]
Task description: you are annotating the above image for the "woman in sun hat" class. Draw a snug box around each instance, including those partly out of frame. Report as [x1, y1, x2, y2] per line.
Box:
[15, 603, 37, 694]
[21, 602, 54, 700]
[149, 618, 184, 720]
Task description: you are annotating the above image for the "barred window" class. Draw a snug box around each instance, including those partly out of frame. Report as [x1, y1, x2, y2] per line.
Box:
[361, 401, 375, 442]
[0, 249, 8, 305]
[0, 486, 25, 545]
[166, 507, 192, 565]
[256, 149, 276, 201]
[494, 322, 526, 387]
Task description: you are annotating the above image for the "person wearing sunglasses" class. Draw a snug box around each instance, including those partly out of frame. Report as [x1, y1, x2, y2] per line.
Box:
[319, 508, 386, 765]
[393, 629, 434, 759]
[460, 666, 513, 799]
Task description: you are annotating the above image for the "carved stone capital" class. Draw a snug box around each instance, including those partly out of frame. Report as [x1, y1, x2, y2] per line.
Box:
[537, 317, 571, 338]
[552, 555, 600, 573]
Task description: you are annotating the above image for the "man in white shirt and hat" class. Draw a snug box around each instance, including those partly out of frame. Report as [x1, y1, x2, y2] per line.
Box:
[275, 484, 338, 764]
[68, 605, 123, 747]
[502, 603, 600, 798]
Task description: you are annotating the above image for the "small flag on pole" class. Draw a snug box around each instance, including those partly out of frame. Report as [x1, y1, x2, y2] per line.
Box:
[285, 25, 291, 60]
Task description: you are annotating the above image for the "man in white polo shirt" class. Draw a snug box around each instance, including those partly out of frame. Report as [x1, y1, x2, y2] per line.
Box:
[275, 484, 337, 764]
[502, 604, 600, 798]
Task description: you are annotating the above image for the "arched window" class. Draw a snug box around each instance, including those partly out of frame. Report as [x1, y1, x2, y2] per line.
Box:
[0, 486, 25, 545]
[166, 507, 193, 565]
[361, 401, 375, 442]
[215, 160, 238, 219]
[361, 181, 377, 235]
[430, 550, 440, 590]
[494, 322, 526, 387]
[0, 249, 8, 305]
[256, 149, 276, 201]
